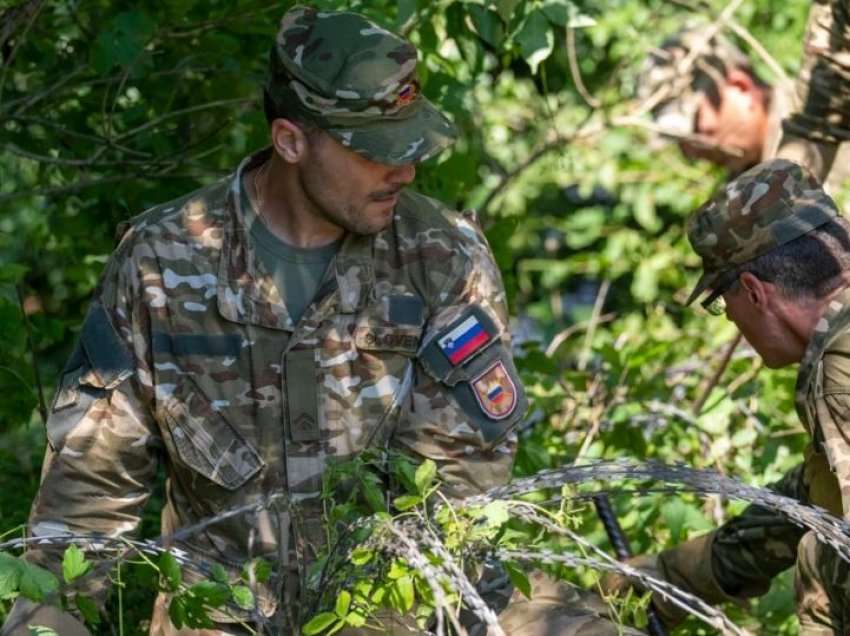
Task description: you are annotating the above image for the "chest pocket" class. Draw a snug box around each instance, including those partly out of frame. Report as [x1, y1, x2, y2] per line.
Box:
[159, 374, 264, 493]
[316, 310, 421, 455]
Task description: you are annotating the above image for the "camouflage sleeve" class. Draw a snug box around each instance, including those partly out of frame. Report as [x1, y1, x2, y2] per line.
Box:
[777, 0, 850, 180]
[816, 352, 850, 521]
[21, 235, 160, 604]
[710, 464, 808, 597]
[390, 214, 526, 498]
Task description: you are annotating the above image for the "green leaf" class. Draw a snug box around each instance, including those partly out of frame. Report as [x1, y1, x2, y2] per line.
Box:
[345, 610, 367, 627]
[481, 501, 510, 527]
[75, 595, 101, 625]
[190, 581, 230, 608]
[414, 459, 437, 494]
[242, 558, 271, 583]
[210, 563, 229, 584]
[661, 500, 712, 543]
[515, 9, 554, 74]
[303, 611, 339, 635]
[392, 575, 415, 612]
[0, 552, 22, 599]
[358, 474, 386, 513]
[504, 562, 532, 598]
[27, 627, 58, 636]
[168, 595, 187, 629]
[62, 545, 91, 584]
[18, 561, 59, 602]
[350, 548, 373, 566]
[541, 0, 596, 27]
[393, 494, 422, 511]
[335, 590, 351, 617]
[494, 0, 523, 22]
[387, 560, 408, 580]
[390, 454, 418, 493]
[159, 552, 182, 592]
[467, 5, 504, 47]
[231, 585, 255, 610]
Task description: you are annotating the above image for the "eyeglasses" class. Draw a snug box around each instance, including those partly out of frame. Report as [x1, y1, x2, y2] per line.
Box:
[700, 273, 738, 316]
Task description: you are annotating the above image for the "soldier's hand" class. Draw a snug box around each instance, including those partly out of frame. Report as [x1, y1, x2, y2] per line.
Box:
[599, 553, 686, 628]
[600, 531, 742, 629]
[599, 554, 659, 598]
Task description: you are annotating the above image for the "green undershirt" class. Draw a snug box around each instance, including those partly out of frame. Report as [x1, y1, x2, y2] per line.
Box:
[241, 176, 340, 324]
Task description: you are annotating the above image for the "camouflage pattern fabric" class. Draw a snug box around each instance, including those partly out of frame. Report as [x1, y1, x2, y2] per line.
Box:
[266, 5, 457, 166]
[685, 158, 839, 305]
[782, 0, 850, 146]
[9, 147, 526, 633]
[763, 75, 850, 195]
[778, 0, 850, 187]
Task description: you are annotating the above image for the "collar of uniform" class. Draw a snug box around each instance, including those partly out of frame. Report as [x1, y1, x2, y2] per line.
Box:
[217, 148, 296, 331]
[216, 148, 376, 329]
[333, 231, 374, 313]
[794, 285, 850, 427]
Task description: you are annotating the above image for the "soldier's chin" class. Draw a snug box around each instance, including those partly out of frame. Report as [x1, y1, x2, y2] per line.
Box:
[346, 210, 395, 236]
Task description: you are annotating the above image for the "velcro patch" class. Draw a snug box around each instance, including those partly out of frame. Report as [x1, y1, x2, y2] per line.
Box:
[471, 360, 517, 420]
[438, 314, 493, 366]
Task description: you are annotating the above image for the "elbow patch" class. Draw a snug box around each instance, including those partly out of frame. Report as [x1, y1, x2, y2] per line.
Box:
[49, 302, 134, 450]
[420, 306, 527, 444]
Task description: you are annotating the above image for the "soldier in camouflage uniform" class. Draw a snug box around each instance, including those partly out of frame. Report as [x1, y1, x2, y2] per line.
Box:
[640, 25, 850, 192]
[776, 0, 850, 186]
[1, 6, 639, 636]
[604, 158, 850, 634]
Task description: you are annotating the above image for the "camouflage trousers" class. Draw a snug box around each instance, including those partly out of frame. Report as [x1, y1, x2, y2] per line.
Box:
[149, 571, 642, 636]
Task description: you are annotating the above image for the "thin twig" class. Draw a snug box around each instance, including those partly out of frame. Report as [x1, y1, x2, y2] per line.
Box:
[692, 333, 743, 416]
[16, 284, 47, 424]
[566, 26, 600, 108]
[578, 278, 611, 371]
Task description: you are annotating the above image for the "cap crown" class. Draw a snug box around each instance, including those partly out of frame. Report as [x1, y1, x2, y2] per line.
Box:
[688, 159, 838, 273]
[268, 6, 420, 124]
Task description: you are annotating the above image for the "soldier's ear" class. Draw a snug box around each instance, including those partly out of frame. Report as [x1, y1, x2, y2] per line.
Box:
[726, 68, 756, 94]
[270, 118, 308, 163]
[739, 272, 767, 307]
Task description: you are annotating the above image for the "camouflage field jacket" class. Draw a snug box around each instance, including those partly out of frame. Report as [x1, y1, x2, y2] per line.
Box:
[23, 150, 525, 625]
[778, 0, 850, 188]
[710, 287, 850, 621]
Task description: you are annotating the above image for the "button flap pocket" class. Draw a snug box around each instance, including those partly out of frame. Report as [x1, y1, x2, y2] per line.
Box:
[162, 377, 264, 490]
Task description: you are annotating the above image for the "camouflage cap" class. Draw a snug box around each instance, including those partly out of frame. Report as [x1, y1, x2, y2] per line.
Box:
[639, 26, 751, 138]
[267, 5, 457, 165]
[686, 158, 839, 305]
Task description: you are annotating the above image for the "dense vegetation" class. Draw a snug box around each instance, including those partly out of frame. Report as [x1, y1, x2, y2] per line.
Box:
[0, 0, 835, 633]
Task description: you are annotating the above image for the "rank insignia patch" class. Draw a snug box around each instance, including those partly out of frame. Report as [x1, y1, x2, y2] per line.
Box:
[438, 314, 493, 365]
[471, 360, 517, 420]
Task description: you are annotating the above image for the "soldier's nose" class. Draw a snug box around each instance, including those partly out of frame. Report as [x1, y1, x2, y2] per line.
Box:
[389, 163, 416, 186]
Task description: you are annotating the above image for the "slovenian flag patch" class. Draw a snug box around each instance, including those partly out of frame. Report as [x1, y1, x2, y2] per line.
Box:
[438, 314, 492, 365]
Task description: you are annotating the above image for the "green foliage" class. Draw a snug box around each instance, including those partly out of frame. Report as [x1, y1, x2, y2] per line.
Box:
[0, 0, 818, 632]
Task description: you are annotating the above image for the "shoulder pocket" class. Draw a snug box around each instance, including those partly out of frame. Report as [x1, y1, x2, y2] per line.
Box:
[160, 376, 264, 491]
[48, 303, 134, 450]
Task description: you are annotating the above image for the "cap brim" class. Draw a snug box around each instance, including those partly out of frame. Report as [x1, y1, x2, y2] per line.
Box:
[325, 98, 457, 166]
[684, 270, 719, 306]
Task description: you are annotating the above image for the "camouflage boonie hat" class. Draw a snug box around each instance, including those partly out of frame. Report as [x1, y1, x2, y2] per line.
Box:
[267, 5, 457, 165]
[686, 158, 839, 306]
[639, 26, 751, 138]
